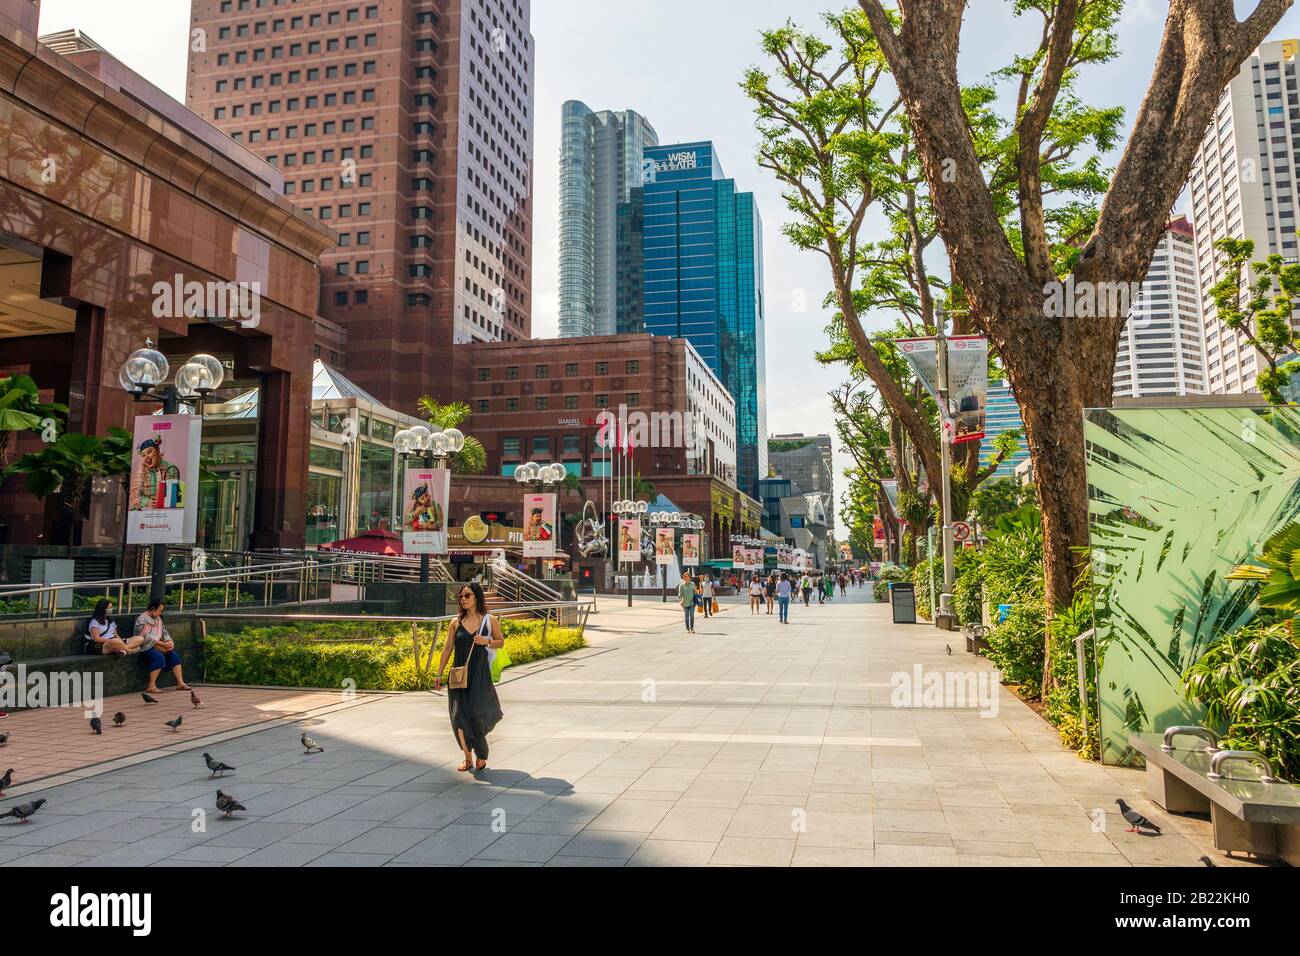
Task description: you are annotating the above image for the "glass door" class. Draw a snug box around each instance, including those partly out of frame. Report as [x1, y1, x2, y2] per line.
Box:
[198, 470, 247, 553]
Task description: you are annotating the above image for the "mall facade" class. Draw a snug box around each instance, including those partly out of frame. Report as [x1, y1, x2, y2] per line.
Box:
[0, 2, 334, 570]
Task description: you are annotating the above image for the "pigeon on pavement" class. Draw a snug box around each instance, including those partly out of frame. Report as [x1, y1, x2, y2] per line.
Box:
[0, 768, 12, 795]
[0, 798, 45, 823]
[112, 712, 126, 727]
[89, 716, 102, 735]
[1200, 855, 1216, 867]
[301, 733, 323, 753]
[0, 733, 9, 746]
[190, 690, 203, 708]
[1116, 799, 1162, 834]
[215, 790, 246, 817]
[203, 753, 235, 777]
[165, 716, 183, 731]
[141, 692, 158, 705]
[946, 644, 952, 655]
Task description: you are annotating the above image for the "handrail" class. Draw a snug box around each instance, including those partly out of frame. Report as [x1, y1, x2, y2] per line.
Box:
[1161, 725, 1220, 753]
[0, 554, 387, 619]
[489, 562, 562, 606]
[1207, 750, 1284, 784]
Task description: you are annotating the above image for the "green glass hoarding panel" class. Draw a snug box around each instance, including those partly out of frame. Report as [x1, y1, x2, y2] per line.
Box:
[1085, 406, 1300, 766]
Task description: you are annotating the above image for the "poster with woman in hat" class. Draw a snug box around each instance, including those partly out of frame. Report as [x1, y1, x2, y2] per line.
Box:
[402, 466, 449, 553]
[126, 414, 202, 544]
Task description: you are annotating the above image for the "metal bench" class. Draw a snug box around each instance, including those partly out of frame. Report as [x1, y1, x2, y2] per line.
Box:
[962, 624, 989, 656]
[1129, 729, 1300, 864]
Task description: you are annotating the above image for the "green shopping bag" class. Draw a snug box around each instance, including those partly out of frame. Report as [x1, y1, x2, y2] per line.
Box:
[490, 645, 512, 683]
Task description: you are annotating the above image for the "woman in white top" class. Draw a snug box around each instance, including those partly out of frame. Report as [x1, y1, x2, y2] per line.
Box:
[749, 575, 764, 614]
[87, 598, 143, 656]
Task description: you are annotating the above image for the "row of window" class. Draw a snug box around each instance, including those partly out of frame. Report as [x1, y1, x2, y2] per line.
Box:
[502, 436, 581, 458]
[229, 117, 376, 145]
[217, 1, 380, 20]
[476, 361, 642, 382]
[476, 394, 642, 413]
[214, 33, 380, 67]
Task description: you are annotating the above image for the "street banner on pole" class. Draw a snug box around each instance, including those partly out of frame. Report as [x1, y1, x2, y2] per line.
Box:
[947, 335, 988, 444]
[655, 527, 675, 565]
[732, 544, 746, 569]
[681, 533, 700, 566]
[896, 338, 941, 404]
[402, 465, 450, 554]
[127, 414, 202, 545]
[618, 518, 641, 563]
[523, 493, 558, 557]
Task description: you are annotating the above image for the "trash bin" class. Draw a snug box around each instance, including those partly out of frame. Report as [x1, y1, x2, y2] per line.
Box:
[890, 582, 917, 624]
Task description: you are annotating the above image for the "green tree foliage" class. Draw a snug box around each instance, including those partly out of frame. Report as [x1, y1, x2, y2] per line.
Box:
[1207, 237, 1300, 404]
[416, 396, 487, 475]
[0, 374, 67, 467]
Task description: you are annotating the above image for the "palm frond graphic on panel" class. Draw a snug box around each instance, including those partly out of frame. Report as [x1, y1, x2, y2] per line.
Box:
[1084, 406, 1300, 766]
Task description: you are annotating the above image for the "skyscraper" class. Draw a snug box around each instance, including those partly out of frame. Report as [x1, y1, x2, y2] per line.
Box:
[557, 101, 658, 337]
[641, 141, 767, 498]
[1112, 216, 1207, 398]
[980, 381, 1030, 480]
[187, 0, 535, 412]
[1188, 38, 1300, 395]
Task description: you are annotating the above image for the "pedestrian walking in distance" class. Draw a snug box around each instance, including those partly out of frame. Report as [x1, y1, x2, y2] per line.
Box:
[433, 583, 505, 773]
[678, 571, 698, 633]
[699, 573, 714, 618]
[801, 573, 813, 606]
[749, 575, 764, 615]
[765, 574, 776, 614]
[776, 573, 793, 624]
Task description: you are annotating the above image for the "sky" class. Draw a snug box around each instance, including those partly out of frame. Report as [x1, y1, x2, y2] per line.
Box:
[35, 0, 1300, 512]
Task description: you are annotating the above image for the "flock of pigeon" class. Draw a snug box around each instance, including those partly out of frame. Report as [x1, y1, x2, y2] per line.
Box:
[0, 685, 326, 824]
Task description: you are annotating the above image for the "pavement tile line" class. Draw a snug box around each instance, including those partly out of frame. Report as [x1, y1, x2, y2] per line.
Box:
[0, 590, 1266, 867]
[4, 693, 390, 799]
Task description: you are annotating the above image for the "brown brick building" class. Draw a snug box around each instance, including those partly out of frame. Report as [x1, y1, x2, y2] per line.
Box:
[440, 333, 761, 584]
[186, 0, 534, 413]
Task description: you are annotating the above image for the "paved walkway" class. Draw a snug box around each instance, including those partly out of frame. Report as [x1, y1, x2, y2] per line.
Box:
[0, 587, 1253, 866]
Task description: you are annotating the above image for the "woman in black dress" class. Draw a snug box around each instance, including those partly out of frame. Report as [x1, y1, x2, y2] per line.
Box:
[433, 583, 505, 772]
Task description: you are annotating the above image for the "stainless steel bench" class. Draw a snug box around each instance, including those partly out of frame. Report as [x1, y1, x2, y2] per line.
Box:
[1129, 729, 1300, 864]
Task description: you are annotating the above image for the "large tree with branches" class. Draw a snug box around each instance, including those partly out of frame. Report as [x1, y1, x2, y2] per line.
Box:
[853, 0, 1290, 625]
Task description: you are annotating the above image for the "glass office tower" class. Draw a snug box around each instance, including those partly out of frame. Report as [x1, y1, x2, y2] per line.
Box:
[642, 141, 767, 498]
[558, 101, 658, 337]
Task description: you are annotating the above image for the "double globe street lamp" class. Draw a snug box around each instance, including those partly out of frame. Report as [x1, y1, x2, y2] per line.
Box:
[393, 424, 466, 584]
[647, 510, 705, 602]
[612, 498, 648, 607]
[514, 461, 566, 579]
[119, 343, 227, 603]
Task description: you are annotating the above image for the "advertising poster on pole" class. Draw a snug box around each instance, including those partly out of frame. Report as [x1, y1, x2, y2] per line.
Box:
[732, 544, 746, 569]
[522, 493, 558, 558]
[127, 414, 202, 545]
[751, 547, 762, 571]
[401, 466, 449, 554]
[681, 533, 700, 566]
[618, 518, 642, 563]
[655, 527, 676, 566]
[896, 338, 941, 403]
[947, 335, 988, 444]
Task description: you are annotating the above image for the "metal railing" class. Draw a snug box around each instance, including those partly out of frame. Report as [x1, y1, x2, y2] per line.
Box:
[488, 562, 563, 608]
[0, 554, 388, 619]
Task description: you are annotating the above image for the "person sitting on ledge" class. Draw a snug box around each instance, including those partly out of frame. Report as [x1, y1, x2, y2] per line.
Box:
[87, 598, 143, 656]
[135, 600, 190, 693]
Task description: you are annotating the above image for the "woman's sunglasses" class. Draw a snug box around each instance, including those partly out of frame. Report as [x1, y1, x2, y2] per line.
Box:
[459, 592, 474, 601]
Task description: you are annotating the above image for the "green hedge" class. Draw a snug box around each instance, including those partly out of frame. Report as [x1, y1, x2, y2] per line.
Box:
[203, 617, 586, 691]
[873, 565, 910, 602]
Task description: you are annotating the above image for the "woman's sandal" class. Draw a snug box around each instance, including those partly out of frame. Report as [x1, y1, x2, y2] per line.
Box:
[474, 759, 487, 772]
[457, 759, 473, 772]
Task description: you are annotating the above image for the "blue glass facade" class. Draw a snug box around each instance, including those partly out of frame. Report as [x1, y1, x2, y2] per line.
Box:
[642, 141, 767, 497]
[980, 380, 1030, 479]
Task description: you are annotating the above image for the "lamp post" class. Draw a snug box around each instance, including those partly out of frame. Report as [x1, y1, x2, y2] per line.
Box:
[613, 497, 647, 606]
[393, 424, 466, 585]
[119, 344, 225, 603]
[514, 461, 565, 580]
